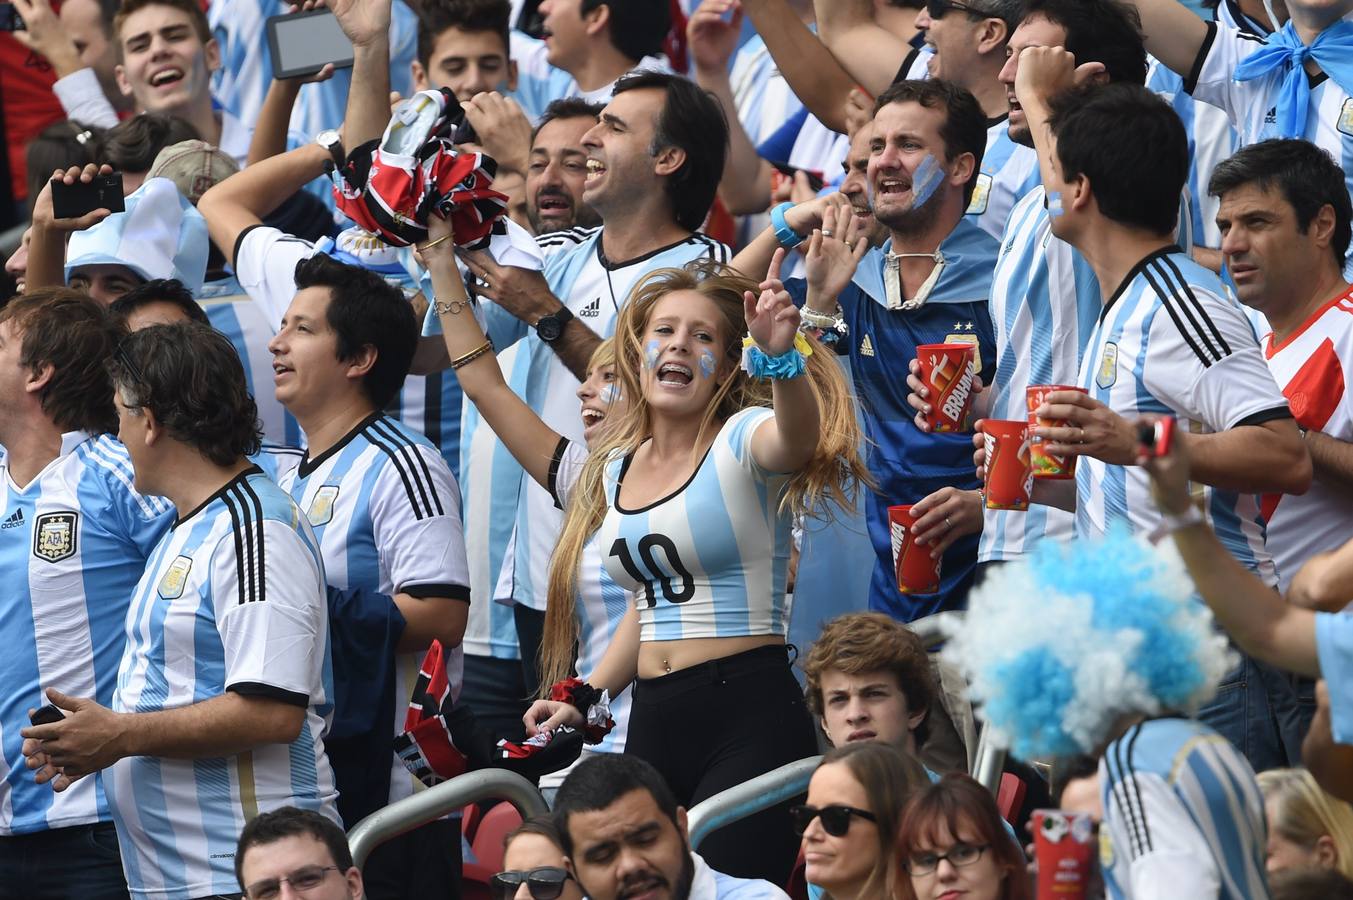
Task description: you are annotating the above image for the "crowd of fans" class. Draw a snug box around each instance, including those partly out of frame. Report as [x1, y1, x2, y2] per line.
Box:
[2, 0, 1353, 896]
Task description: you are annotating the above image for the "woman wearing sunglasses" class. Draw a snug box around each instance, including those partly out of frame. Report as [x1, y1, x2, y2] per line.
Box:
[794, 742, 930, 900]
[493, 817, 583, 900]
[897, 774, 1030, 900]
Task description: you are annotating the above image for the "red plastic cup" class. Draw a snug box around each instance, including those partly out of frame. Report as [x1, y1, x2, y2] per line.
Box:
[888, 505, 941, 594]
[982, 419, 1032, 511]
[1033, 809, 1096, 900]
[917, 343, 977, 433]
[1027, 385, 1089, 479]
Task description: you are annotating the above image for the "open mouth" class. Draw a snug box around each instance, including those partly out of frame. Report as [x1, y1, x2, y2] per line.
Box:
[657, 362, 692, 387]
[585, 159, 607, 183]
[149, 67, 185, 89]
[537, 192, 572, 215]
[876, 177, 913, 200]
[272, 361, 294, 379]
[581, 407, 607, 426]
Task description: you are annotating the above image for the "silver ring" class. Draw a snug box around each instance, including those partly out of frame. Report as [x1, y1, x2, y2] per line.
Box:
[821, 229, 834, 238]
[945, 516, 952, 529]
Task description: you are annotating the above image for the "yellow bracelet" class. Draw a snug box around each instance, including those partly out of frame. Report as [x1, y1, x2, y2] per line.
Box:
[417, 233, 453, 254]
[449, 339, 494, 370]
[740, 332, 815, 358]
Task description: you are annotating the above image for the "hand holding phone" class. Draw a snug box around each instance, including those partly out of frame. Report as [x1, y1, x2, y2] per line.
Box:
[266, 9, 354, 80]
[29, 704, 64, 727]
[50, 173, 125, 220]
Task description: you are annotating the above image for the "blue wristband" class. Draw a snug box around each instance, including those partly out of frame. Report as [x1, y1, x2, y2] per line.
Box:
[770, 202, 805, 250]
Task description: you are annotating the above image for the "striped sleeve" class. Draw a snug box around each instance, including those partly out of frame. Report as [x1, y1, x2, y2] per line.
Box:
[368, 425, 471, 600]
[1140, 256, 1288, 431]
[214, 485, 327, 706]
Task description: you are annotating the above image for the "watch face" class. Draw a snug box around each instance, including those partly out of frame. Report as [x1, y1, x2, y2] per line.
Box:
[537, 317, 562, 342]
[317, 129, 341, 149]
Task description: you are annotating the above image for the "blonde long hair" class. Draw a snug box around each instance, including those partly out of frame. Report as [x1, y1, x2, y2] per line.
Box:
[1259, 768, 1353, 879]
[537, 259, 871, 695]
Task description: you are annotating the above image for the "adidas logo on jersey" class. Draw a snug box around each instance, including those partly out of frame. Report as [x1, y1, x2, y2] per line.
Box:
[579, 298, 602, 318]
[860, 335, 876, 357]
[1, 509, 22, 530]
[1264, 107, 1277, 126]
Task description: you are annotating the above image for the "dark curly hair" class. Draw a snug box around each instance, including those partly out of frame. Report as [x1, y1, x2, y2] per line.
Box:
[109, 322, 261, 465]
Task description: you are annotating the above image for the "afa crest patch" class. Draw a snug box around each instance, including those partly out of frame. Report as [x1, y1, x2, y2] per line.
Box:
[307, 485, 340, 526]
[32, 512, 77, 563]
[158, 556, 193, 600]
[1338, 99, 1353, 138]
[1096, 342, 1119, 389]
[944, 330, 982, 374]
[965, 173, 993, 216]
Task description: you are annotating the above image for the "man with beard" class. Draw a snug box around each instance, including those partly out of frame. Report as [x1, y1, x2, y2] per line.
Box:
[527, 98, 604, 236]
[732, 80, 999, 622]
[553, 755, 790, 900]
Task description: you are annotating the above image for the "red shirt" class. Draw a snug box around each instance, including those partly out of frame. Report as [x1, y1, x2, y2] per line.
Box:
[0, 35, 65, 206]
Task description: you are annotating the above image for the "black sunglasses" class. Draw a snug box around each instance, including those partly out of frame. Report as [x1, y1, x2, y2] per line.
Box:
[789, 804, 878, 837]
[490, 866, 573, 900]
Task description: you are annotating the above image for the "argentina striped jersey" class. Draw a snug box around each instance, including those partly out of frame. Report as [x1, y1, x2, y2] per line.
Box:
[1100, 718, 1268, 900]
[0, 434, 173, 836]
[278, 414, 469, 806]
[107, 469, 338, 900]
[1074, 247, 1287, 583]
[598, 407, 792, 641]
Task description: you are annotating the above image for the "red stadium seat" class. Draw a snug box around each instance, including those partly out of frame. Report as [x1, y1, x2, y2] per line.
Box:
[997, 771, 1027, 827]
[784, 846, 809, 900]
[461, 803, 483, 844]
[470, 801, 525, 875]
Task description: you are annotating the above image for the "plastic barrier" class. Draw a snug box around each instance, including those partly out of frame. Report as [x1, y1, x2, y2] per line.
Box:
[348, 769, 549, 869]
[687, 756, 822, 851]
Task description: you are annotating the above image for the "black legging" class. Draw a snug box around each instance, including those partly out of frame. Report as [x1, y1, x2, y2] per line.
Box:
[624, 644, 818, 887]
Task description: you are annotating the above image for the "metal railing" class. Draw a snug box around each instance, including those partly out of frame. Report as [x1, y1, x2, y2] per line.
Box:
[687, 756, 822, 851]
[348, 769, 549, 868]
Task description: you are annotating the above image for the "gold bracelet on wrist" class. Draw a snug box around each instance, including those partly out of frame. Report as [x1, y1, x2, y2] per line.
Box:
[449, 339, 494, 370]
[434, 296, 473, 316]
[417, 233, 453, 254]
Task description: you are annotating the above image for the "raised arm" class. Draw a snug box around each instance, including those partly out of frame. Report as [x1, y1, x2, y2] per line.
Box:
[813, 0, 914, 97]
[248, 65, 336, 165]
[24, 164, 116, 292]
[422, 216, 565, 490]
[198, 143, 331, 268]
[748, 249, 821, 473]
[741, 0, 856, 133]
[1143, 429, 1320, 677]
[688, 0, 776, 215]
[1121, 0, 1209, 79]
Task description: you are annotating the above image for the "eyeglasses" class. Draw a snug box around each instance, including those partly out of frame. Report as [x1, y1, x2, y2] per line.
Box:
[789, 804, 878, 837]
[244, 865, 339, 899]
[490, 866, 574, 900]
[904, 842, 990, 875]
[925, 0, 988, 17]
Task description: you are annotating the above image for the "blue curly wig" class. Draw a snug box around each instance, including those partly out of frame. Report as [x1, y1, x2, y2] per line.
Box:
[942, 525, 1235, 759]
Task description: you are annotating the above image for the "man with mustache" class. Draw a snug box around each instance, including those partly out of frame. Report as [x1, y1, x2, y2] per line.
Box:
[526, 98, 603, 236]
[554, 754, 790, 900]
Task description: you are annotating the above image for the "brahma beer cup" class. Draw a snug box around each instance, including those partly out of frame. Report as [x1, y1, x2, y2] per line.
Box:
[916, 343, 976, 433]
[888, 505, 941, 594]
[1027, 385, 1089, 479]
[1033, 809, 1096, 900]
[982, 419, 1032, 510]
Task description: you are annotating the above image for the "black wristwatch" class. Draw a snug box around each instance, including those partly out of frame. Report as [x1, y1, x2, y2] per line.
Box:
[535, 306, 575, 343]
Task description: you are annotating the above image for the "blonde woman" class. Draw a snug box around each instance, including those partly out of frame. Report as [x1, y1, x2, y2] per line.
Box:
[437, 238, 864, 883]
[1259, 768, 1353, 879]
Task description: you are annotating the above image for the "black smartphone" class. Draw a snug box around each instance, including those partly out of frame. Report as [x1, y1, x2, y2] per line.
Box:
[0, 3, 26, 32]
[772, 163, 827, 194]
[266, 9, 355, 80]
[51, 173, 125, 219]
[29, 704, 64, 726]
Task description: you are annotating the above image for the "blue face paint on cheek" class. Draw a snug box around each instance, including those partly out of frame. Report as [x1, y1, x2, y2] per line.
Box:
[910, 154, 945, 209]
[599, 383, 621, 405]
[643, 340, 660, 370]
[1047, 191, 1065, 218]
[697, 349, 717, 379]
